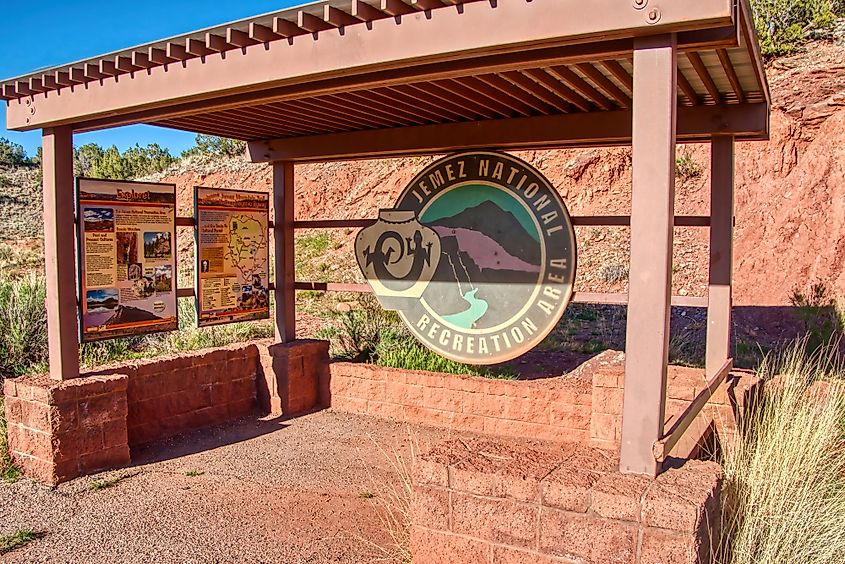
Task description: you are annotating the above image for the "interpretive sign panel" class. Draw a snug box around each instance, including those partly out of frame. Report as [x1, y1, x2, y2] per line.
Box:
[76, 178, 178, 342]
[355, 152, 576, 365]
[194, 187, 270, 327]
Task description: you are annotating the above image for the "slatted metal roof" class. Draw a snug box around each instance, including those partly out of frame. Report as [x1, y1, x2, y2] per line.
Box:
[3, 0, 770, 160]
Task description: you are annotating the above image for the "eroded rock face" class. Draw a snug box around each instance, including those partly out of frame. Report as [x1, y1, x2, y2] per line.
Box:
[144, 42, 845, 306]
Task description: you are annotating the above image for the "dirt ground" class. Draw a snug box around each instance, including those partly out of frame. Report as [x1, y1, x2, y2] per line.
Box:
[0, 410, 466, 564]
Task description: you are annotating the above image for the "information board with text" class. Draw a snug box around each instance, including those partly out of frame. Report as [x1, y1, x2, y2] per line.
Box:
[77, 178, 178, 342]
[194, 187, 270, 327]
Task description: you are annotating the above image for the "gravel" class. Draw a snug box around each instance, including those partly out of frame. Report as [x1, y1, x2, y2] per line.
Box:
[0, 410, 459, 563]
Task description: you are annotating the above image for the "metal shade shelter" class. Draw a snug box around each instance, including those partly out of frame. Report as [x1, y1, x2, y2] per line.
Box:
[3, 0, 770, 476]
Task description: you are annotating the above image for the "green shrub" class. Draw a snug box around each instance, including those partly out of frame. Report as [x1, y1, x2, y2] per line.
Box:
[0, 395, 22, 483]
[74, 143, 177, 179]
[788, 281, 843, 355]
[316, 295, 399, 361]
[0, 274, 48, 378]
[715, 342, 845, 563]
[375, 329, 517, 379]
[180, 135, 246, 159]
[675, 150, 702, 180]
[0, 138, 31, 168]
[751, 0, 845, 56]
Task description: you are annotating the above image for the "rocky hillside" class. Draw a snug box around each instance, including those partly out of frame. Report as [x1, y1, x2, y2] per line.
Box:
[4, 40, 845, 307]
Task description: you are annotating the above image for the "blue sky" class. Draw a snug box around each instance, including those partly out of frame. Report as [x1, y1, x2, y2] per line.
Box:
[1, 0, 301, 158]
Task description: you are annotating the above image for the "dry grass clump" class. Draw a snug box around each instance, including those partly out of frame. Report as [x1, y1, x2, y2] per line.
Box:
[716, 342, 845, 564]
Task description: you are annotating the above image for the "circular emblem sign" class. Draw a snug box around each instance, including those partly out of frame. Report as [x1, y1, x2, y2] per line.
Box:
[355, 151, 576, 364]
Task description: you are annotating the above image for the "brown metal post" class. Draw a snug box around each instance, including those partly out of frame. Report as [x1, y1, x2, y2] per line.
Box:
[620, 34, 678, 476]
[272, 161, 296, 342]
[706, 136, 735, 375]
[42, 126, 80, 380]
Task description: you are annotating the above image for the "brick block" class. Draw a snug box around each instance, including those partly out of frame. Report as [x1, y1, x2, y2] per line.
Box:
[450, 462, 541, 504]
[12, 453, 56, 484]
[643, 462, 721, 533]
[462, 392, 507, 418]
[367, 400, 405, 421]
[405, 406, 455, 428]
[591, 412, 620, 442]
[226, 397, 256, 419]
[423, 387, 462, 412]
[504, 397, 549, 424]
[413, 455, 450, 488]
[639, 528, 701, 564]
[15, 380, 50, 402]
[410, 527, 490, 564]
[593, 368, 621, 389]
[3, 377, 17, 397]
[590, 473, 651, 522]
[102, 419, 129, 449]
[451, 492, 538, 549]
[78, 445, 130, 474]
[7, 424, 52, 459]
[331, 395, 368, 413]
[78, 393, 128, 427]
[451, 413, 487, 434]
[52, 402, 80, 434]
[539, 508, 637, 564]
[541, 467, 598, 513]
[592, 387, 624, 415]
[412, 486, 450, 531]
[492, 546, 574, 564]
[54, 425, 104, 457]
[550, 403, 591, 430]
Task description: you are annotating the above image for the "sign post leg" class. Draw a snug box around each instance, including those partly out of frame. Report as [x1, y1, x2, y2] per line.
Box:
[706, 136, 735, 376]
[42, 126, 80, 381]
[272, 161, 296, 343]
[620, 35, 678, 476]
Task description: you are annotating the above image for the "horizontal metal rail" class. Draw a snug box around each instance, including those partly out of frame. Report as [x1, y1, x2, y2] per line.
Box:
[176, 216, 275, 228]
[653, 357, 734, 462]
[176, 282, 275, 299]
[291, 283, 708, 308]
[174, 215, 708, 230]
[293, 215, 711, 230]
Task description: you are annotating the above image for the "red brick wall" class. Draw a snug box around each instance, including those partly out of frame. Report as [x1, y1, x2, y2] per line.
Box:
[411, 438, 722, 564]
[90, 344, 259, 446]
[588, 351, 761, 455]
[329, 363, 593, 443]
[3, 374, 130, 484]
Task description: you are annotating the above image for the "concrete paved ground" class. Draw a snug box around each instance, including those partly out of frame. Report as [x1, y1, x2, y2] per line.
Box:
[1, 410, 461, 563]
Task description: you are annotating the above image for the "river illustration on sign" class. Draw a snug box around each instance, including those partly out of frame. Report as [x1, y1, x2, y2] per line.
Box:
[356, 152, 577, 364]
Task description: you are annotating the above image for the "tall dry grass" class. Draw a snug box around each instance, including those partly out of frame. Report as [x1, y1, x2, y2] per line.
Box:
[715, 342, 845, 564]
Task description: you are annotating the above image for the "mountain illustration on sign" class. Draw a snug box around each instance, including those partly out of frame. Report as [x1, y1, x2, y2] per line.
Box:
[420, 195, 542, 330]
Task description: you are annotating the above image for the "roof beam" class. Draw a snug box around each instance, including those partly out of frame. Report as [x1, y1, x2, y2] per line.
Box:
[687, 51, 721, 104]
[227, 28, 258, 48]
[247, 102, 769, 163]
[380, 0, 415, 16]
[324, 5, 358, 27]
[298, 11, 333, 33]
[716, 48, 744, 103]
[352, 0, 390, 21]
[206, 33, 234, 53]
[6, 0, 739, 131]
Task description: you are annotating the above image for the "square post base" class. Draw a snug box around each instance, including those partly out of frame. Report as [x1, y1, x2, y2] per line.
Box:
[257, 339, 330, 416]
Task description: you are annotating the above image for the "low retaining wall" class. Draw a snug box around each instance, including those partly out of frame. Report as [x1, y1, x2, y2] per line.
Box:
[411, 438, 722, 564]
[3, 374, 130, 484]
[329, 351, 759, 455]
[3, 340, 329, 484]
[91, 344, 260, 446]
[330, 363, 593, 444]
